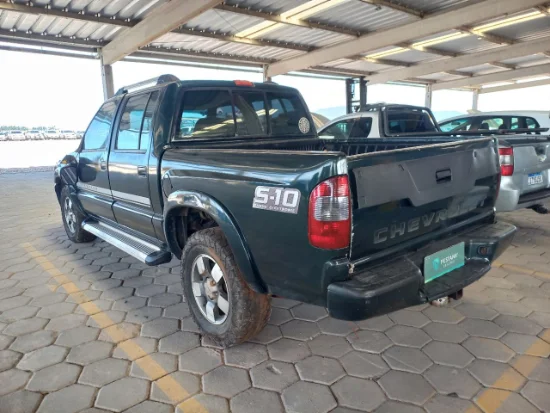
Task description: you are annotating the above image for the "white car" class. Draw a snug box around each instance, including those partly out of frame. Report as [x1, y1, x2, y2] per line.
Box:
[26, 130, 43, 140]
[0, 132, 7, 141]
[8, 130, 26, 141]
[440, 111, 550, 132]
[44, 130, 61, 139]
[61, 130, 77, 139]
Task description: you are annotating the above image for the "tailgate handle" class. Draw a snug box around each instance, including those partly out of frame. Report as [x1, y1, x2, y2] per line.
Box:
[436, 168, 452, 183]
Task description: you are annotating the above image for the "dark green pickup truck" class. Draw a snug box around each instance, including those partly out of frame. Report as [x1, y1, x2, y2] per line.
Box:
[55, 75, 515, 346]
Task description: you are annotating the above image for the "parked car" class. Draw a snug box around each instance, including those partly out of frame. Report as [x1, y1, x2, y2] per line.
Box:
[26, 130, 43, 140]
[0, 132, 7, 141]
[318, 104, 440, 139]
[44, 130, 61, 139]
[55, 76, 515, 347]
[320, 104, 550, 214]
[76, 131, 85, 138]
[440, 111, 550, 132]
[8, 130, 26, 141]
[61, 130, 77, 139]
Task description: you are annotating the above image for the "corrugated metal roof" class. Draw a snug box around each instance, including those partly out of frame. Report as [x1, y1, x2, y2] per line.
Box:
[184, 9, 264, 35]
[1, 0, 550, 89]
[427, 36, 498, 54]
[223, 0, 313, 15]
[393, 0, 473, 14]
[261, 25, 350, 48]
[500, 54, 550, 66]
[305, 1, 417, 33]
[490, 15, 550, 40]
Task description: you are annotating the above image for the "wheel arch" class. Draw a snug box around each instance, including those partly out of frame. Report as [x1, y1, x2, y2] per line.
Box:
[163, 190, 267, 294]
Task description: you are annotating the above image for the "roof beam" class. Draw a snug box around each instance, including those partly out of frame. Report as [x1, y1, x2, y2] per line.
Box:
[0, 29, 104, 48]
[360, 0, 424, 18]
[0, 1, 133, 27]
[172, 28, 313, 52]
[101, 0, 223, 65]
[366, 36, 550, 84]
[0, 44, 96, 59]
[214, 4, 361, 37]
[432, 63, 550, 90]
[266, 0, 548, 77]
[478, 78, 550, 93]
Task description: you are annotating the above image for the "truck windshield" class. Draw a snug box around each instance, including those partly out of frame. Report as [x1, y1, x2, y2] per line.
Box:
[175, 88, 314, 140]
[386, 108, 438, 134]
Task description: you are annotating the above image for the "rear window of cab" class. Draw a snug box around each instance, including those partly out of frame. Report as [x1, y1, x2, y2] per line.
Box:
[174, 87, 314, 140]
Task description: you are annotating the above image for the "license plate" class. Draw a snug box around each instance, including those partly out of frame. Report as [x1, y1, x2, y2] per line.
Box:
[528, 173, 543, 185]
[424, 242, 465, 283]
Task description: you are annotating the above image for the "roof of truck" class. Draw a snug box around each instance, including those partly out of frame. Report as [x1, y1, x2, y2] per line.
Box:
[323, 104, 432, 123]
[440, 111, 550, 124]
[117, 75, 300, 97]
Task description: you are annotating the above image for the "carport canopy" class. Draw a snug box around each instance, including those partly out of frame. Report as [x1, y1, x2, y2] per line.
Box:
[1, 0, 550, 100]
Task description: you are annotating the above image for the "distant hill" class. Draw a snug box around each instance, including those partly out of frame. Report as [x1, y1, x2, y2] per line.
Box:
[432, 111, 465, 122]
[314, 106, 346, 120]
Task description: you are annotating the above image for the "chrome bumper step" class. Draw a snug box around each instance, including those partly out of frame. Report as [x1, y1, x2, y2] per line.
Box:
[82, 220, 172, 266]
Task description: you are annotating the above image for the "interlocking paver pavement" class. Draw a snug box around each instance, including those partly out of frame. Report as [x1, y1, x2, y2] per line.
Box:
[1, 172, 550, 412]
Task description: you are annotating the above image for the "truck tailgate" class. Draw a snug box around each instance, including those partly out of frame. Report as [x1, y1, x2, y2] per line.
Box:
[347, 138, 499, 261]
[504, 136, 550, 196]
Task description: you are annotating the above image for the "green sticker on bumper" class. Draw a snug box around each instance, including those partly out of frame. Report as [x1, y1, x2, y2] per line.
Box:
[424, 242, 465, 283]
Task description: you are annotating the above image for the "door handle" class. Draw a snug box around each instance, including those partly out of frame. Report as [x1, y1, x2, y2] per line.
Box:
[99, 159, 107, 171]
[137, 166, 147, 176]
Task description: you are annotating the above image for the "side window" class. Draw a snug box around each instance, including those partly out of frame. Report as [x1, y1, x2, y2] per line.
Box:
[350, 117, 372, 138]
[510, 117, 520, 130]
[233, 91, 267, 136]
[83, 100, 118, 150]
[139, 91, 159, 151]
[176, 90, 235, 139]
[321, 119, 355, 139]
[526, 117, 539, 129]
[266, 93, 311, 136]
[479, 117, 505, 130]
[440, 118, 469, 132]
[117, 93, 150, 150]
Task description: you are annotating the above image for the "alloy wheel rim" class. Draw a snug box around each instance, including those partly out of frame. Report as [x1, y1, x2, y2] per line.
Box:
[64, 197, 77, 234]
[191, 254, 230, 325]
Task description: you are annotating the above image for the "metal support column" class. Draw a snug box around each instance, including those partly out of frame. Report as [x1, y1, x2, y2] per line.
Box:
[346, 77, 367, 113]
[100, 53, 114, 100]
[359, 76, 367, 112]
[263, 65, 272, 82]
[424, 84, 433, 108]
[472, 89, 479, 111]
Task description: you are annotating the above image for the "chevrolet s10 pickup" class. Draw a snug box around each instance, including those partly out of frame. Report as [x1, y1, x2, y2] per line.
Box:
[55, 75, 515, 346]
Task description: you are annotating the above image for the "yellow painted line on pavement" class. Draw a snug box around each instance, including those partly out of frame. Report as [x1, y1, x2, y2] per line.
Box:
[470, 261, 550, 411]
[22, 242, 208, 412]
[474, 329, 549, 412]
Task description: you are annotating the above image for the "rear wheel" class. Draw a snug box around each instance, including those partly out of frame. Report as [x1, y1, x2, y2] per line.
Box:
[60, 186, 96, 243]
[181, 228, 270, 347]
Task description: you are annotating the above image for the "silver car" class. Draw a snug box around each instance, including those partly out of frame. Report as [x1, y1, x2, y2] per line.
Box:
[496, 138, 550, 213]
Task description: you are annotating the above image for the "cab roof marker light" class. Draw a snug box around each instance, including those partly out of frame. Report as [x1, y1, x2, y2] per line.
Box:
[234, 80, 254, 87]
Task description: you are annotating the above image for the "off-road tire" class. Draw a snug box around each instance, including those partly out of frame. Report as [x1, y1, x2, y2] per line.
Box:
[60, 186, 96, 243]
[181, 228, 271, 347]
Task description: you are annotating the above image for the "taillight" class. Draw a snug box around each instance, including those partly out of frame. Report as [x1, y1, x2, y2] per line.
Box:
[308, 175, 350, 249]
[499, 147, 514, 176]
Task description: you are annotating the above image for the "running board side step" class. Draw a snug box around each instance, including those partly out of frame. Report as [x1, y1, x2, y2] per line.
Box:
[82, 221, 172, 266]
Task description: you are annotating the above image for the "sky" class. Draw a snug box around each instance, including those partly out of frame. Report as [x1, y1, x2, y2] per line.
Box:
[1, 49, 549, 130]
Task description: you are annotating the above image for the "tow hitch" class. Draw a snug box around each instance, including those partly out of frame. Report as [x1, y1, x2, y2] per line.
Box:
[430, 289, 463, 307]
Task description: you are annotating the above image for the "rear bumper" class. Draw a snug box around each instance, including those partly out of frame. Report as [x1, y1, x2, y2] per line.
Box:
[496, 175, 550, 211]
[326, 220, 516, 321]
